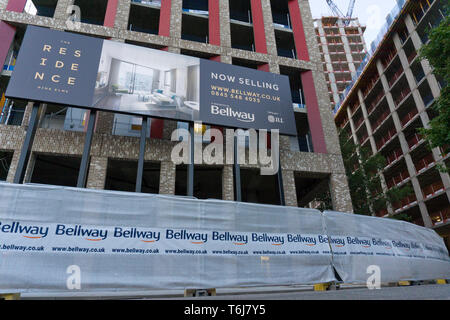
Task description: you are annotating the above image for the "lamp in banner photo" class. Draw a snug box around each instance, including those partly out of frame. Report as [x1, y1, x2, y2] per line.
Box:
[6, 25, 297, 135]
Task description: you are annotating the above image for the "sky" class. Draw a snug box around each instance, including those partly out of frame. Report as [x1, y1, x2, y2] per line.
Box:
[309, 0, 399, 48]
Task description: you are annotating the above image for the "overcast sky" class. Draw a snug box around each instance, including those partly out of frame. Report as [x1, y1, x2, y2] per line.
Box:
[308, 0, 399, 47]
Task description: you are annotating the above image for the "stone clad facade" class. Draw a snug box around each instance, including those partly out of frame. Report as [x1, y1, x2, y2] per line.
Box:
[0, 0, 352, 212]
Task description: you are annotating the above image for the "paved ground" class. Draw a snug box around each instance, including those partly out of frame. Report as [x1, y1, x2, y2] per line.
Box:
[159, 284, 450, 300]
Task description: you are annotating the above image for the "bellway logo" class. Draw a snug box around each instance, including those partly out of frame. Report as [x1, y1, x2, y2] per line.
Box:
[211, 105, 255, 123]
[0, 221, 49, 238]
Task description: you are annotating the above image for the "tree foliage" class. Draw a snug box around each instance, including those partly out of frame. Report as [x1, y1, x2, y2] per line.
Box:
[419, 6, 450, 172]
[339, 130, 412, 217]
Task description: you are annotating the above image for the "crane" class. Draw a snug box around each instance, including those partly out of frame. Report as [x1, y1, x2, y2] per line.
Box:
[326, 0, 357, 26]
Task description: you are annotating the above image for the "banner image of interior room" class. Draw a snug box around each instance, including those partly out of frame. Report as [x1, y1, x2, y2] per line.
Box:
[93, 40, 200, 121]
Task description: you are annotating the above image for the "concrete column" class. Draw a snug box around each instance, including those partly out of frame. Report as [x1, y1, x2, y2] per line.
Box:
[114, 0, 131, 30]
[357, 89, 377, 154]
[86, 156, 108, 189]
[53, 0, 74, 21]
[282, 169, 297, 207]
[159, 160, 175, 195]
[329, 173, 353, 213]
[260, 0, 277, 57]
[346, 106, 359, 145]
[95, 111, 114, 135]
[222, 164, 234, 201]
[218, 0, 231, 48]
[170, 0, 182, 40]
[6, 148, 21, 183]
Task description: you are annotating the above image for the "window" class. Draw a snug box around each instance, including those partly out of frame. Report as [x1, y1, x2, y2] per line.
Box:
[128, 3, 160, 34]
[24, 0, 58, 18]
[30, 154, 81, 187]
[175, 165, 223, 199]
[0, 151, 13, 181]
[73, 0, 108, 26]
[240, 168, 281, 205]
[105, 159, 160, 194]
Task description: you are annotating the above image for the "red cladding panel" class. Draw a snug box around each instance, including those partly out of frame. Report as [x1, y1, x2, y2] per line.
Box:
[159, 0, 172, 37]
[104, 0, 119, 28]
[208, 0, 221, 46]
[288, 0, 310, 61]
[301, 71, 327, 153]
[250, 0, 268, 54]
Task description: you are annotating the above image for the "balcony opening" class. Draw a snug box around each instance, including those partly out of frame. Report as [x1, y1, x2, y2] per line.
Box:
[0, 151, 13, 181]
[410, 61, 425, 84]
[0, 94, 27, 126]
[131, 0, 161, 7]
[181, 49, 218, 60]
[73, 0, 108, 26]
[229, 0, 252, 23]
[112, 114, 153, 138]
[30, 154, 81, 187]
[105, 159, 160, 194]
[418, 168, 445, 201]
[39, 104, 87, 132]
[230, 23, 255, 51]
[181, 11, 209, 43]
[240, 168, 280, 205]
[418, 80, 435, 107]
[385, 60, 404, 88]
[124, 40, 166, 50]
[279, 66, 306, 109]
[24, 0, 58, 17]
[175, 165, 223, 200]
[128, 2, 160, 35]
[295, 172, 332, 210]
[392, 204, 423, 226]
[270, 0, 290, 29]
[404, 40, 417, 64]
[426, 192, 450, 226]
[381, 139, 403, 169]
[183, 0, 208, 12]
[290, 113, 313, 153]
[231, 58, 262, 70]
[397, 100, 419, 129]
[391, 79, 411, 107]
[412, 146, 435, 175]
[275, 29, 296, 59]
[369, 103, 391, 132]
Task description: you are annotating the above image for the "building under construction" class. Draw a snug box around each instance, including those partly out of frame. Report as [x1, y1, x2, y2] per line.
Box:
[314, 15, 367, 110]
[334, 0, 449, 247]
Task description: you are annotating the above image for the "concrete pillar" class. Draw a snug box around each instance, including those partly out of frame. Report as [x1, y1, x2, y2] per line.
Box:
[159, 160, 175, 195]
[282, 169, 297, 207]
[222, 164, 234, 201]
[259, 0, 277, 57]
[170, 0, 182, 40]
[53, 0, 75, 21]
[329, 173, 353, 213]
[114, 0, 131, 30]
[218, 0, 231, 48]
[86, 156, 108, 189]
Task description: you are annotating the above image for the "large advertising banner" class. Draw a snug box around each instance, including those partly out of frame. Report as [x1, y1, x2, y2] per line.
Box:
[5, 26, 297, 135]
[0, 183, 449, 294]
